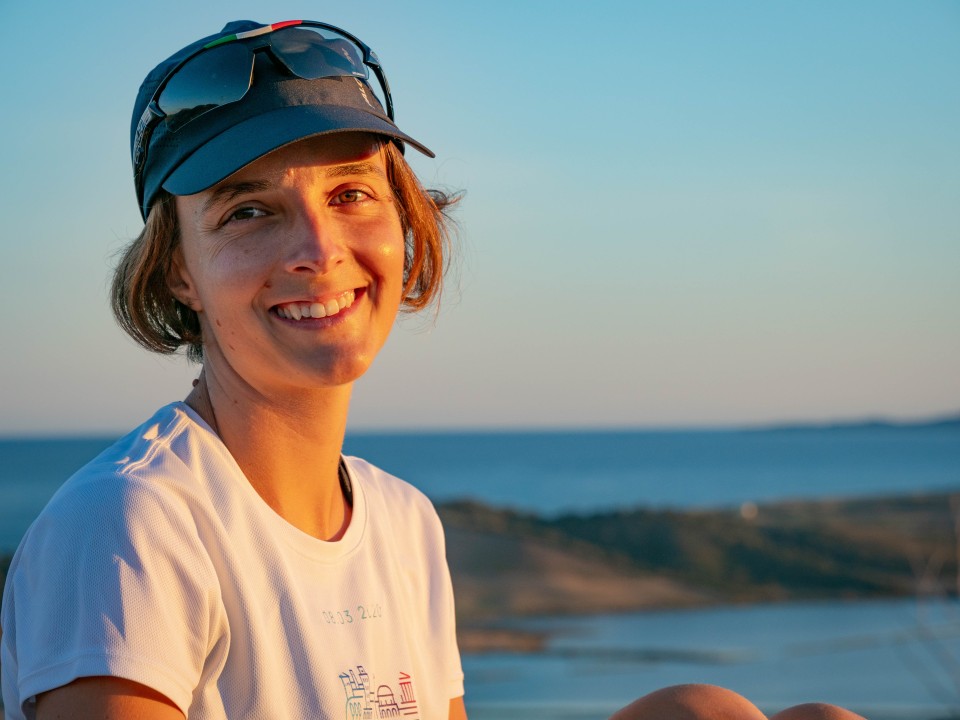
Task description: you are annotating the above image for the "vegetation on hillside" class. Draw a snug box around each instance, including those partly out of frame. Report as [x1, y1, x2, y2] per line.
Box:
[439, 492, 958, 622]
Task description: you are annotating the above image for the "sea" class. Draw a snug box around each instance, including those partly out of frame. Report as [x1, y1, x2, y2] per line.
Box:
[1, 419, 959, 719]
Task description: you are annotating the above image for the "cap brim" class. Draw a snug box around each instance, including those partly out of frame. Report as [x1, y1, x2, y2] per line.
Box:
[162, 104, 434, 197]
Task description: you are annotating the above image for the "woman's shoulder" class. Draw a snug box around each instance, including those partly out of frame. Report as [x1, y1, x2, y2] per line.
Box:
[86, 401, 225, 479]
[25, 403, 227, 542]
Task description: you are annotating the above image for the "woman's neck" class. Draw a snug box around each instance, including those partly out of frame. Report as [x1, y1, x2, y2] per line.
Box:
[186, 367, 354, 541]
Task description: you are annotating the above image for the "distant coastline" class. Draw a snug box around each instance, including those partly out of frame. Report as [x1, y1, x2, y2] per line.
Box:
[2, 410, 958, 440]
[731, 412, 960, 433]
[440, 490, 959, 652]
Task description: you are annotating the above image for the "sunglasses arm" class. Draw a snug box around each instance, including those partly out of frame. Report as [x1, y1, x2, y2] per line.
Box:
[132, 102, 166, 206]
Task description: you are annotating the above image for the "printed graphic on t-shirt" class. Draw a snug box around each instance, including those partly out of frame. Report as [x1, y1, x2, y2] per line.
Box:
[340, 665, 419, 719]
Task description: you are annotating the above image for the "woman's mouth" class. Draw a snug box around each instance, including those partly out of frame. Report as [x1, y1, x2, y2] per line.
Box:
[274, 290, 357, 321]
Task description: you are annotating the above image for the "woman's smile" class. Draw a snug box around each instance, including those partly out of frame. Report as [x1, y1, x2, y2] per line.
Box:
[273, 289, 359, 322]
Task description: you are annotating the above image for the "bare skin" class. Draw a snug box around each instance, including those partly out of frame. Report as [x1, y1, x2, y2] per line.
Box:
[608, 684, 867, 720]
[450, 696, 468, 719]
[770, 704, 867, 720]
[36, 677, 183, 719]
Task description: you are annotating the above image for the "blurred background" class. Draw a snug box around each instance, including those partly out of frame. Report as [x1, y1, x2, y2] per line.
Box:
[1, 1, 958, 718]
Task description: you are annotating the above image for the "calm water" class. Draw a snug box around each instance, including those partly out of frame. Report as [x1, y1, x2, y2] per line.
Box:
[344, 423, 960, 513]
[1, 422, 958, 717]
[464, 598, 960, 720]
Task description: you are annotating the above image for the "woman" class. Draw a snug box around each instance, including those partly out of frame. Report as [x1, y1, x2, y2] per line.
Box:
[1, 18, 866, 720]
[2, 19, 464, 720]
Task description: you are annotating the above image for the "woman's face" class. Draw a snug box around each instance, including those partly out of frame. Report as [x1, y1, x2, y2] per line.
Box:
[169, 133, 406, 395]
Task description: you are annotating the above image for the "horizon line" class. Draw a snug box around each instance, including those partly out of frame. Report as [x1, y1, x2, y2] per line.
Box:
[2, 410, 958, 441]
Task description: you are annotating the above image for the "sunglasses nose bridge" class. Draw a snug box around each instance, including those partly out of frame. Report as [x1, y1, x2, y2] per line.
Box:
[249, 41, 281, 71]
[247, 38, 315, 85]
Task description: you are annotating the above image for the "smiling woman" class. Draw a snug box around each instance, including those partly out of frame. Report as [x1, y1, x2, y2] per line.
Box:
[0, 18, 465, 720]
[170, 137, 409, 399]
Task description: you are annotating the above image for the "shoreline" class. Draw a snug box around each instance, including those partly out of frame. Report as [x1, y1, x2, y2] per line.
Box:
[457, 592, 958, 654]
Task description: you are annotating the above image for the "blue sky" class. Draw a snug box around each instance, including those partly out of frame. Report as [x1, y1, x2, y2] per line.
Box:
[1, 1, 958, 434]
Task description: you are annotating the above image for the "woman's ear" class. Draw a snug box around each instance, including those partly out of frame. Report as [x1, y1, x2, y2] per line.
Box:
[167, 247, 202, 312]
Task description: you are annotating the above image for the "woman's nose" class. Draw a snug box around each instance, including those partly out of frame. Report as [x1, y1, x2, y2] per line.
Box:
[283, 208, 347, 274]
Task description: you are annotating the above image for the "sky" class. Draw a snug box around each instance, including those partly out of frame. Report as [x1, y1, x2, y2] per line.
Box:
[1, 1, 958, 434]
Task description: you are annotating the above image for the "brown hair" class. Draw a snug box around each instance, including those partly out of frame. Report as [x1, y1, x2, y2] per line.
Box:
[111, 140, 458, 362]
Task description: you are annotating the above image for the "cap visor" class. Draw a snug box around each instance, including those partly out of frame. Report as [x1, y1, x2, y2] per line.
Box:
[162, 104, 434, 197]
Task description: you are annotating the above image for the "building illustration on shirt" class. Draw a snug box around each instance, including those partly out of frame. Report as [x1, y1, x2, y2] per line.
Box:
[340, 665, 419, 719]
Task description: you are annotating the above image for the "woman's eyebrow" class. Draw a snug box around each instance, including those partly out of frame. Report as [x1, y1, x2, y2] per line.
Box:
[202, 180, 273, 213]
[324, 161, 386, 179]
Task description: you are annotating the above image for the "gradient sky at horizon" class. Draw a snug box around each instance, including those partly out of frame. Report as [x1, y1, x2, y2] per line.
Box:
[1, 0, 958, 435]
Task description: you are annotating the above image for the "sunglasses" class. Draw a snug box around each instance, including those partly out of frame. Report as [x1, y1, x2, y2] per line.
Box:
[133, 20, 394, 203]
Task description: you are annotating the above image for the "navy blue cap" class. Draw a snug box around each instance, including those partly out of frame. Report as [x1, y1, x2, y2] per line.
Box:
[131, 20, 434, 219]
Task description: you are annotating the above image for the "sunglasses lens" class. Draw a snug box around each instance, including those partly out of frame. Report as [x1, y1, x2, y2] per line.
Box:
[271, 26, 387, 111]
[159, 43, 253, 131]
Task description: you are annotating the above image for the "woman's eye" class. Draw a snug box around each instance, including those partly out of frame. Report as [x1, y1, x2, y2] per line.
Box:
[227, 206, 268, 222]
[332, 189, 370, 205]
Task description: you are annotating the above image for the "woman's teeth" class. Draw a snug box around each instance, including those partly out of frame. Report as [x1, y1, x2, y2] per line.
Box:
[276, 291, 356, 320]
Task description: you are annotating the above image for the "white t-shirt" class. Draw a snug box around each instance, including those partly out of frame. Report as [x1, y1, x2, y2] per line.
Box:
[1, 403, 463, 719]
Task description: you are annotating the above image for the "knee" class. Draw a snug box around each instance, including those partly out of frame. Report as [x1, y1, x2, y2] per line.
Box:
[609, 684, 767, 720]
[770, 703, 867, 720]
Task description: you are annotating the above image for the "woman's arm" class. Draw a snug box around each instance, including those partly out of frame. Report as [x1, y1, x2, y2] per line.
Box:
[449, 696, 468, 720]
[36, 677, 184, 720]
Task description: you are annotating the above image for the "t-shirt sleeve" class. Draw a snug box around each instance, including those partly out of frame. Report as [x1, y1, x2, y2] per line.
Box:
[426, 504, 465, 701]
[442, 547, 465, 701]
[2, 472, 223, 715]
